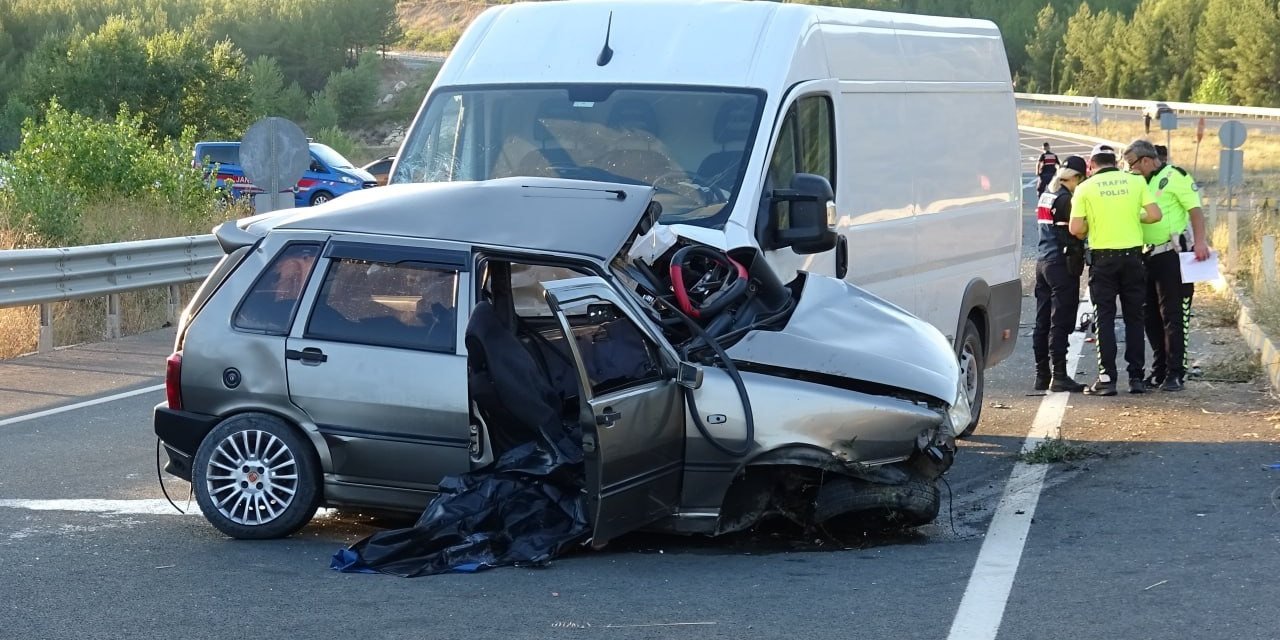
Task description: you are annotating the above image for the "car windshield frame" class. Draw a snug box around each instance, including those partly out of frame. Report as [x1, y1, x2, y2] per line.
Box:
[391, 83, 767, 229]
[310, 143, 355, 170]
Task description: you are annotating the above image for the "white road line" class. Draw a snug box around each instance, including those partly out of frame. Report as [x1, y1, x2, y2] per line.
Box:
[0, 499, 196, 516]
[945, 311, 1088, 640]
[0, 384, 164, 428]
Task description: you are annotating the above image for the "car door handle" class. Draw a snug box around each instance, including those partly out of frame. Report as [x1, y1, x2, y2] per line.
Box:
[286, 347, 327, 364]
[596, 408, 622, 427]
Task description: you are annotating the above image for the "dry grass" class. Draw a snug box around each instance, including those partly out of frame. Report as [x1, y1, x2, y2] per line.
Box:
[1199, 345, 1262, 383]
[0, 198, 242, 360]
[1195, 284, 1241, 328]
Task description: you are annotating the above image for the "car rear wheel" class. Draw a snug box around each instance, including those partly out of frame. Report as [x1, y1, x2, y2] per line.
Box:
[957, 318, 985, 438]
[309, 190, 332, 206]
[193, 413, 321, 539]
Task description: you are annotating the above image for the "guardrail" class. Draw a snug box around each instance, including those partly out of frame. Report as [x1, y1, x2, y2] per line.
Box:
[0, 235, 221, 351]
[1016, 93, 1280, 121]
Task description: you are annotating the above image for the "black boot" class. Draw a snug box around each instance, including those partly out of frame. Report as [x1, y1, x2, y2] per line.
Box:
[1049, 357, 1085, 392]
[1034, 359, 1050, 391]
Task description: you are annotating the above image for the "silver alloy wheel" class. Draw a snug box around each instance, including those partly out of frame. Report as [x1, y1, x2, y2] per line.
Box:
[960, 345, 979, 404]
[204, 429, 298, 526]
[311, 192, 330, 205]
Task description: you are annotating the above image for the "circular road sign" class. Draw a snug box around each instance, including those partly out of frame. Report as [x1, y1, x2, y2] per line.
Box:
[240, 117, 310, 194]
[1218, 120, 1248, 149]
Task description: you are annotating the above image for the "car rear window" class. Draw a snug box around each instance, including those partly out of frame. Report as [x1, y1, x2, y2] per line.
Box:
[233, 243, 321, 334]
[305, 258, 459, 353]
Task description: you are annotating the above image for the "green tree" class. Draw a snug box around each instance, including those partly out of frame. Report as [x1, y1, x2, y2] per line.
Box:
[1191, 67, 1231, 103]
[247, 55, 285, 118]
[278, 82, 310, 122]
[306, 92, 339, 131]
[322, 52, 381, 122]
[1023, 4, 1065, 93]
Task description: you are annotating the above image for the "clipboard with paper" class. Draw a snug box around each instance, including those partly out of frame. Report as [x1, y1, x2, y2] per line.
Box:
[1179, 250, 1221, 284]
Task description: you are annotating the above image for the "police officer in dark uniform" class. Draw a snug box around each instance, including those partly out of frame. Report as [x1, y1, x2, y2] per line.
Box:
[1035, 142, 1060, 195]
[1070, 144, 1163, 396]
[1033, 155, 1088, 392]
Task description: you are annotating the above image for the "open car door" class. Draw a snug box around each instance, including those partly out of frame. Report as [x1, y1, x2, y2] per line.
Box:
[542, 277, 684, 547]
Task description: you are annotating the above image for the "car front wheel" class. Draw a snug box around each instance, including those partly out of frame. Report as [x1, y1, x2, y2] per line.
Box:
[193, 413, 321, 539]
[957, 319, 985, 438]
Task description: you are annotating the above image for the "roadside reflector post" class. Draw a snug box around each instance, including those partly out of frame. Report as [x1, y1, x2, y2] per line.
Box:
[38, 303, 53, 353]
[106, 293, 121, 340]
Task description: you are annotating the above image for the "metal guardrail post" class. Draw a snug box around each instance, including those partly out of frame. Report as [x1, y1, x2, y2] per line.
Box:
[168, 284, 181, 325]
[106, 293, 121, 339]
[38, 303, 53, 352]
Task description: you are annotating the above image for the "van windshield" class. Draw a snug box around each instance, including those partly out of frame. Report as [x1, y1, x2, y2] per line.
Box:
[391, 85, 763, 227]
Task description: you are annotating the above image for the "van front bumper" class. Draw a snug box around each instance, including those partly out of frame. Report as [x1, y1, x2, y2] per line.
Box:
[153, 404, 220, 482]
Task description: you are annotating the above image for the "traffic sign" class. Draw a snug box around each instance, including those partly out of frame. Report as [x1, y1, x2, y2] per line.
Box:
[1219, 149, 1244, 187]
[1219, 120, 1247, 149]
[240, 117, 310, 212]
[1089, 97, 1102, 127]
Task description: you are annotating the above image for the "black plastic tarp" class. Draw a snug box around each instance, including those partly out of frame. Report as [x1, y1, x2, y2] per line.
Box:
[331, 300, 589, 576]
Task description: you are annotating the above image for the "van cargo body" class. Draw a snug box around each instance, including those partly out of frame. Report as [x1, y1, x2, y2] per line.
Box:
[392, 0, 1021, 431]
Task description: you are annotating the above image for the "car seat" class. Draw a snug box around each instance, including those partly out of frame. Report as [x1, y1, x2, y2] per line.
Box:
[465, 300, 578, 462]
[595, 98, 671, 184]
[697, 100, 754, 191]
[514, 98, 581, 178]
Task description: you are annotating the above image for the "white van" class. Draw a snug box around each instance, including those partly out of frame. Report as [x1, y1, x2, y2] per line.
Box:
[390, 0, 1022, 432]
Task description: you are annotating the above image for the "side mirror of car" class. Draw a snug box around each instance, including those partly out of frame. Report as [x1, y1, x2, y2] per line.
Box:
[766, 173, 838, 255]
[675, 361, 703, 390]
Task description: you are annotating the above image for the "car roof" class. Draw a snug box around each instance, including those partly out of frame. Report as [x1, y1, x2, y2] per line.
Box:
[249, 177, 657, 261]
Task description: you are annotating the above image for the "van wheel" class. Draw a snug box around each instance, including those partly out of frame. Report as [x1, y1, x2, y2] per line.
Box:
[957, 319, 985, 438]
[309, 191, 332, 206]
[192, 413, 321, 539]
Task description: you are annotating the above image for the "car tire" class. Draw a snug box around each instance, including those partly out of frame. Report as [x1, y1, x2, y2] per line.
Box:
[192, 413, 321, 540]
[956, 318, 985, 438]
[309, 191, 332, 206]
[813, 475, 940, 530]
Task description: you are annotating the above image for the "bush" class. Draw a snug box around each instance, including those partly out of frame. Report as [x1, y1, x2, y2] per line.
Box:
[323, 53, 381, 122]
[0, 100, 218, 246]
[306, 92, 340, 131]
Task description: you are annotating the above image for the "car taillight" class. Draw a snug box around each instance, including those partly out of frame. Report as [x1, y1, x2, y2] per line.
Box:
[166, 352, 183, 411]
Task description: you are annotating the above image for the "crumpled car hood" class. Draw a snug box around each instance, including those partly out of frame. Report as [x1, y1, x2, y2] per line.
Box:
[726, 274, 960, 404]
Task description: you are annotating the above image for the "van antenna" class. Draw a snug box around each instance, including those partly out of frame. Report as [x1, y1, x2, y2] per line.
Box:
[596, 12, 614, 66]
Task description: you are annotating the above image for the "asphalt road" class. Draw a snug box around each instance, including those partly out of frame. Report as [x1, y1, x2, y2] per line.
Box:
[2, 130, 1278, 639]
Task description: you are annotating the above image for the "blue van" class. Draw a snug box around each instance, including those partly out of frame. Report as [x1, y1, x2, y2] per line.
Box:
[193, 141, 378, 207]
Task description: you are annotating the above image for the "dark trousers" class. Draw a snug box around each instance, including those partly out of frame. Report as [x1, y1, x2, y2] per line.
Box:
[1088, 251, 1146, 380]
[1182, 281, 1194, 372]
[1033, 259, 1080, 362]
[1144, 250, 1186, 378]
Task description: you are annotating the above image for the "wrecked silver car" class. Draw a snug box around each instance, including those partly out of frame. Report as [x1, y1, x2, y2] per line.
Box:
[154, 177, 966, 551]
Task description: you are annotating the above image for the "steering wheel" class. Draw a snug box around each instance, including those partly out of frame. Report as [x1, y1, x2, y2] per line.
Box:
[668, 245, 749, 319]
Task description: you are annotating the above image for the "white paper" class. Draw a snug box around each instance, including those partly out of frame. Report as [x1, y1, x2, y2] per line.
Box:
[626, 223, 678, 266]
[1179, 250, 1221, 284]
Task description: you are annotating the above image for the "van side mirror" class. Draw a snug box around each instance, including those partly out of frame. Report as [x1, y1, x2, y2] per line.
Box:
[675, 361, 703, 390]
[767, 173, 838, 255]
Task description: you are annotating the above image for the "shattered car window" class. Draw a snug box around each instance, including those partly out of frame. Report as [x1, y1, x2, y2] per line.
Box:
[233, 243, 321, 334]
[392, 84, 764, 229]
[306, 258, 459, 352]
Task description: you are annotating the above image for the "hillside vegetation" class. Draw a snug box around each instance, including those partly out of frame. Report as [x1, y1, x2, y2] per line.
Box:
[397, 0, 1278, 107]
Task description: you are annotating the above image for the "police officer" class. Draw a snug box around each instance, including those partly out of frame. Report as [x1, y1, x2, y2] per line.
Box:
[1124, 139, 1211, 391]
[1033, 155, 1088, 392]
[1035, 142, 1060, 195]
[1070, 144, 1163, 396]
